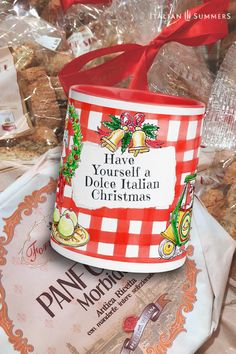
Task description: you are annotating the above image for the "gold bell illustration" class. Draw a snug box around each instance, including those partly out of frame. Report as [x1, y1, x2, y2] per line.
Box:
[101, 127, 128, 152]
[161, 224, 176, 244]
[128, 127, 150, 157]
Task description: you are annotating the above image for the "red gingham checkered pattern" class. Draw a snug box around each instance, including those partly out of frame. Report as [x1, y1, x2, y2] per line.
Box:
[54, 98, 204, 263]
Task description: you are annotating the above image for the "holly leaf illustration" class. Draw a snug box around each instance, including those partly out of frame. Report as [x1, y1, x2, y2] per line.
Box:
[72, 122, 78, 130]
[62, 104, 83, 183]
[142, 123, 159, 139]
[121, 132, 132, 154]
[142, 123, 159, 132]
[145, 130, 157, 139]
[103, 121, 121, 130]
[65, 176, 71, 184]
[63, 168, 70, 177]
[109, 114, 122, 128]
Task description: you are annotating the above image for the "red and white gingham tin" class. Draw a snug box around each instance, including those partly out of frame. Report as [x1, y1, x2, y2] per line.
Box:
[51, 85, 205, 273]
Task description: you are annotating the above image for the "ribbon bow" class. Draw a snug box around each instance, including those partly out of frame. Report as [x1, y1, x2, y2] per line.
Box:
[59, 0, 229, 95]
[120, 112, 145, 131]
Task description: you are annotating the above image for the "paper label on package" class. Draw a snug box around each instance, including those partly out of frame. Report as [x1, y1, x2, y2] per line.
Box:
[72, 143, 176, 209]
[0, 111, 15, 123]
[35, 35, 61, 51]
[0, 47, 30, 139]
[68, 28, 94, 57]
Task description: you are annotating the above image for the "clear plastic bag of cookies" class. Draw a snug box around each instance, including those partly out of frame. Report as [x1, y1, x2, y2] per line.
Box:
[198, 150, 236, 279]
[105, 0, 214, 103]
[202, 43, 236, 150]
[0, 2, 74, 160]
[147, 0, 213, 104]
[199, 151, 236, 240]
[148, 42, 213, 105]
[56, 0, 213, 104]
[49, 0, 119, 57]
[110, 0, 180, 45]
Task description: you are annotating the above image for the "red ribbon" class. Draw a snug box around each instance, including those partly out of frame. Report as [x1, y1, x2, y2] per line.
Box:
[120, 112, 145, 128]
[120, 112, 133, 127]
[97, 127, 109, 138]
[133, 113, 145, 127]
[59, 0, 229, 95]
[56, 174, 66, 206]
[146, 140, 164, 148]
[61, 0, 111, 12]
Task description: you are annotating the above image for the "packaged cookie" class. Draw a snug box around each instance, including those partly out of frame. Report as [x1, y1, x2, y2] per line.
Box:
[0, 5, 63, 50]
[220, 29, 236, 65]
[229, 0, 236, 31]
[63, 2, 117, 57]
[43, 52, 74, 76]
[0, 127, 59, 161]
[28, 0, 50, 15]
[40, 0, 63, 26]
[12, 44, 37, 71]
[0, 46, 32, 140]
[199, 152, 236, 279]
[111, 0, 180, 45]
[149, 42, 213, 104]
[202, 43, 236, 150]
[21, 66, 62, 129]
[0, 4, 72, 160]
[106, 0, 214, 103]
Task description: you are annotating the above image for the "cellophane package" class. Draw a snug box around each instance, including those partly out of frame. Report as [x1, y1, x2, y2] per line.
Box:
[198, 150, 236, 280]
[102, 0, 214, 103]
[202, 43, 236, 150]
[0, 1, 72, 161]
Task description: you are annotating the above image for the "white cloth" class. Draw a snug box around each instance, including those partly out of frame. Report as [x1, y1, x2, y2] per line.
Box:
[0, 150, 235, 354]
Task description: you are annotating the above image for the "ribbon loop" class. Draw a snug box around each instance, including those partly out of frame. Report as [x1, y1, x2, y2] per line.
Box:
[148, 38, 166, 49]
[133, 113, 145, 127]
[120, 112, 133, 127]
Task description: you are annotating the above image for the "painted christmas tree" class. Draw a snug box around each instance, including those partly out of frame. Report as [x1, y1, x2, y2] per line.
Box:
[62, 105, 83, 184]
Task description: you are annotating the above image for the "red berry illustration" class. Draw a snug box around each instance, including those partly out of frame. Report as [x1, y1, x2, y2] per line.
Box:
[74, 154, 79, 160]
[123, 316, 138, 333]
[73, 146, 78, 151]
[129, 125, 135, 133]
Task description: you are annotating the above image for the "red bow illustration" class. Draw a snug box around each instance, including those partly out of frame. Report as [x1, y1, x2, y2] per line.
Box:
[98, 112, 163, 155]
[120, 112, 145, 132]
